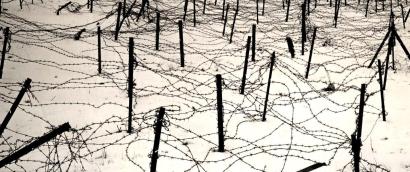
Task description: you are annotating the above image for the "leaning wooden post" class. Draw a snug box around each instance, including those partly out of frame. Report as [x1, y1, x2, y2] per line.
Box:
[97, 26, 102, 74]
[229, 0, 239, 43]
[383, 34, 393, 90]
[178, 20, 185, 67]
[216, 74, 224, 152]
[297, 163, 327, 172]
[193, 0, 197, 27]
[352, 83, 366, 172]
[377, 59, 386, 121]
[286, 0, 291, 22]
[0, 122, 71, 168]
[286, 36, 295, 58]
[0, 27, 9, 79]
[262, 52, 275, 121]
[222, 4, 230, 36]
[150, 107, 166, 172]
[128, 37, 134, 133]
[56, 1, 72, 15]
[301, 3, 307, 55]
[251, 24, 256, 61]
[240, 36, 251, 94]
[155, 12, 160, 50]
[0, 78, 31, 137]
[305, 27, 317, 79]
[115, 2, 122, 40]
[183, 0, 188, 21]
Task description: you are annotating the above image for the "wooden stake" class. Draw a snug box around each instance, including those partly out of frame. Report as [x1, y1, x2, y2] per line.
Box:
[252, 24, 256, 61]
[128, 37, 134, 133]
[256, 0, 259, 24]
[223, 4, 230, 36]
[286, 0, 291, 22]
[156, 12, 160, 50]
[203, 0, 207, 14]
[0, 78, 31, 137]
[90, 0, 93, 13]
[229, 0, 239, 43]
[97, 26, 101, 74]
[262, 52, 275, 121]
[0, 27, 9, 79]
[297, 163, 327, 172]
[262, 0, 265, 15]
[0, 123, 71, 168]
[368, 28, 391, 68]
[377, 59, 386, 121]
[150, 107, 166, 172]
[240, 36, 251, 94]
[305, 27, 317, 79]
[178, 20, 185, 67]
[222, 0, 226, 19]
[301, 3, 306, 55]
[183, 0, 188, 21]
[115, 2, 122, 40]
[216, 74, 224, 152]
[193, 0, 197, 27]
[56, 1, 72, 15]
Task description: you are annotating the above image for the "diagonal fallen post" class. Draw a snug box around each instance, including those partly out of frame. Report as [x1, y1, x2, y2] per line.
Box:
[0, 78, 31, 137]
[0, 122, 71, 168]
[56, 1, 72, 15]
[150, 107, 166, 172]
[262, 52, 275, 121]
[297, 162, 327, 172]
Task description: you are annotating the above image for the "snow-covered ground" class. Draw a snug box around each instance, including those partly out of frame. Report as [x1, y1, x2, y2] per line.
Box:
[0, 0, 410, 171]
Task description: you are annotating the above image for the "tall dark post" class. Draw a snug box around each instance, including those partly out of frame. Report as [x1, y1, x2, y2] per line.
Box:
[156, 12, 160, 50]
[216, 74, 224, 152]
[123, 0, 126, 17]
[286, 0, 291, 22]
[262, 0, 265, 15]
[183, 0, 188, 21]
[0, 123, 71, 168]
[383, 36, 392, 90]
[401, 5, 405, 28]
[222, 0, 226, 19]
[150, 107, 166, 172]
[305, 27, 317, 79]
[240, 36, 251, 94]
[0, 78, 31, 137]
[0, 27, 9, 79]
[286, 37, 295, 58]
[223, 4, 230, 36]
[301, 3, 306, 55]
[97, 26, 102, 74]
[367, 28, 391, 68]
[262, 52, 275, 121]
[256, 0, 259, 24]
[352, 84, 366, 172]
[193, 0, 197, 27]
[252, 24, 256, 61]
[377, 60, 386, 121]
[90, 0, 93, 13]
[203, 0, 207, 14]
[230, 0, 239, 43]
[178, 20, 185, 67]
[128, 37, 134, 133]
[115, 2, 122, 40]
[365, 0, 369, 17]
[19, 0, 22, 9]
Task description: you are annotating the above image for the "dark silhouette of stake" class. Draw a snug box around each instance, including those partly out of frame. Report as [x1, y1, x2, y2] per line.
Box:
[0, 122, 71, 168]
[0, 27, 9, 79]
[178, 20, 185, 67]
[216, 74, 224, 152]
[136, 0, 148, 21]
[297, 163, 327, 172]
[115, 2, 122, 40]
[74, 28, 86, 40]
[156, 12, 160, 50]
[97, 26, 101, 74]
[377, 60, 386, 121]
[262, 52, 275, 121]
[222, 0, 226, 19]
[383, 35, 392, 90]
[286, 37, 295, 58]
[56, 1, 72, 15]
[229, 0, 239, 43]
[215, 0, 217, 5]
[352, 84, 366, 172]
[367, 27, 391, 68]
[222, 4, 230, 36]
[262, 0, 265, 15]
[90, 0, 93, 13]
[334, 0, 341, 27]
[193, 0, 197, 27]
[123, 0, 126, 18]
[252, 24, 256, 61]
[240, 36, 251, 94]
[183, 0, 188, 21]
[256, 0, 259, 24]
[401, 4, 405, 28]
[286, 0, 291, 22]
[305, 27, 317, 79]
[365, 0, 369, 17]
[128, 37, 134, 133]
[301, 3, 306, 55]
[150, 107, 166, 172]
[19, 0, 22, 9]
[0, 78, 31, 137]
[203, 0, 207, 14]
